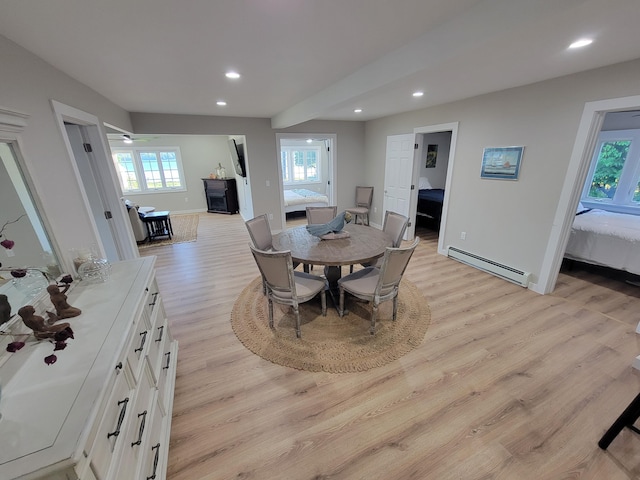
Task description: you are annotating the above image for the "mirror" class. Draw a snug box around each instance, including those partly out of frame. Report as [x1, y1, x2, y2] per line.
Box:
[0, 141, 61, 319]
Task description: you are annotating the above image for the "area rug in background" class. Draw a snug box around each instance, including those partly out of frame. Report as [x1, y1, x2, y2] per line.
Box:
[138, 213, 199, 249]
[231, 276, 430, 373]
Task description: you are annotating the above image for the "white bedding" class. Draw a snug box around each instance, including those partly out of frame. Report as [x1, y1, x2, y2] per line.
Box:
[565, 209, 640, 275]
[283, 188, 329, 213]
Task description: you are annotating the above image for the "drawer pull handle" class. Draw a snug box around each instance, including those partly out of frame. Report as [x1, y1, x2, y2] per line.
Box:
[155, 325, 164, 343]
[107, 397, 129, 439]
[163, 351, 171, 370]
[115, 361, 123, 371]
[135, 330, 148, 353]
[147, 442, 161, 480]
[131, 410, 148, 447]
[148, 292, 158, 307]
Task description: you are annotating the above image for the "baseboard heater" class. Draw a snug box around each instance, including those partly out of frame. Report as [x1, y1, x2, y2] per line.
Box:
[447, 246, 531, 287]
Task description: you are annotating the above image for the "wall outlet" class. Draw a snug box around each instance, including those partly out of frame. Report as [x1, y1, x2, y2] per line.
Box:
[460, 232, 466, 240]
[185, 197, 188, 202]
[266, 180, 270, 187]
[269, 213, 274, 220]
[374, 207, 377, 213]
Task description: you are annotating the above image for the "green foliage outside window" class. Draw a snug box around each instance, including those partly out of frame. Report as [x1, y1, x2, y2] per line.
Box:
[588, 141, 630, 199]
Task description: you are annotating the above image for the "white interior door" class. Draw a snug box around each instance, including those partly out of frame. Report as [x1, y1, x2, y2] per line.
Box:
[383, 134, 416, 238]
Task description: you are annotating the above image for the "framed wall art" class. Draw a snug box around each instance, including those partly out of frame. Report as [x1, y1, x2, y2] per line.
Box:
[425, 144, 438, 168]
[480, 146, 524, 180]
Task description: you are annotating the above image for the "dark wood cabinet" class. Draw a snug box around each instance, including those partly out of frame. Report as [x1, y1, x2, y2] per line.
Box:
[203, 178, 239, 214]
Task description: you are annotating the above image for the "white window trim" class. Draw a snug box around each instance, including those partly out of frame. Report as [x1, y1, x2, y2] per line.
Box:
[112, 146, 187, 194]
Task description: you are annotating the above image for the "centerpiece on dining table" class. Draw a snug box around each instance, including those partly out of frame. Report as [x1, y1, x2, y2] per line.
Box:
[306, 211, 353, 240]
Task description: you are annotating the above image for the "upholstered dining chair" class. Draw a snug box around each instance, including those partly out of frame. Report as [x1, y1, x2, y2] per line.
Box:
[338, 236, 419, 335]
[346, 186, 374, 226]
[350, 210, 409, 273]
[249, 244, 327, 338]
[245, 214, 273, 251]
[306, 206, 338, 225]
[246, 213, 300, 292]
[305, 206, 338, 271]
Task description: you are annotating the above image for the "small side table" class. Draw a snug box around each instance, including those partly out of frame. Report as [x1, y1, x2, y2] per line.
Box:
[142, 211, 173, 241]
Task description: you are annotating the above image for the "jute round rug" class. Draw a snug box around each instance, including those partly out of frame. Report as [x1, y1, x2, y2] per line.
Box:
[231, 276, 430, 373]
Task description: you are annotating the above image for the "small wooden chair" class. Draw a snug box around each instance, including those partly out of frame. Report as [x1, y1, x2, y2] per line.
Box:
[346, 186, 373, 226]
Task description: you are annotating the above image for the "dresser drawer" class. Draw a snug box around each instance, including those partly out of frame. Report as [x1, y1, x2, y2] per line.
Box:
[127, 313, 151, 380]
[157, 336, 177, 414]
[113, 364, 157, 480]
[83, 358, 132, 458]
[88, 372, 135, 480]
[146, 310, 166, 382]
[140, 396, 168, 480]
[144, 279, 161, 320]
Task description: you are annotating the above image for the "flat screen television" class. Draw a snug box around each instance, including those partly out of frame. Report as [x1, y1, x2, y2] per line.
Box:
[228, 139, 246, 177]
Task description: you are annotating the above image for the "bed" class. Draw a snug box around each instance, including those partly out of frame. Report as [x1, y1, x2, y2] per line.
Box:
[564, 208, 640, 275]
[416, 188, 445, 228]
[283, 188, 329, 213]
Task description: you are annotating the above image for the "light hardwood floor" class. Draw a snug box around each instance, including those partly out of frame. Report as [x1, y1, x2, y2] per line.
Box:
[140, 213, 640, 480]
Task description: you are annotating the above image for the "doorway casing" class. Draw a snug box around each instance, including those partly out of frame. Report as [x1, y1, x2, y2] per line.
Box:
[539, 94, 640, 294]
[276, 133, 337, 229]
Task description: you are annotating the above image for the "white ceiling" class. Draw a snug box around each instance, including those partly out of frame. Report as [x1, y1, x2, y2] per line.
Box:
[2, 0, 640, 128]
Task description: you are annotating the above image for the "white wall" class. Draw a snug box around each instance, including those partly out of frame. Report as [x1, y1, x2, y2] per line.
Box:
[0, 35, 132, 270]
[365, 58, 640, 288]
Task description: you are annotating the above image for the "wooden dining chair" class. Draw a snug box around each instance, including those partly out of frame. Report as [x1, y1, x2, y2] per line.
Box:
[346, 186, 373, 226]
[338, 237, 419, 335]
[306, 206, 338, 225]
[249, 244, 327, 338]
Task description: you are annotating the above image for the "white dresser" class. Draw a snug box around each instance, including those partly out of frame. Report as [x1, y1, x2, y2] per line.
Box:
[0, 257, 178, 480]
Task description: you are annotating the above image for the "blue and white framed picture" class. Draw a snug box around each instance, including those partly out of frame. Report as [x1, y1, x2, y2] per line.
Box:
[480, 146, 524, 180]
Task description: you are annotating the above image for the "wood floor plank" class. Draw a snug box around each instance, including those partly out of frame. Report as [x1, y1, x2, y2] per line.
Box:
[139, 213, 640, 479]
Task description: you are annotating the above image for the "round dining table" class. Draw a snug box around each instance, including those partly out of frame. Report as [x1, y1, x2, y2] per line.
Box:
[272, 223, 393, 298]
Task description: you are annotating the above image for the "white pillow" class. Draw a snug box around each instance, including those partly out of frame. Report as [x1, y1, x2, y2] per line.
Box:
[576, 202, 585, 213]
[418, 177, 432, 190]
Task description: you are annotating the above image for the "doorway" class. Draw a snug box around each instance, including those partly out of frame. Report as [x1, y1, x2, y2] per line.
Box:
[51, 101, 138, 264]
[383, 124, 458, 243]
[276, 133, 336, 227]
[539, 94, 640, 294]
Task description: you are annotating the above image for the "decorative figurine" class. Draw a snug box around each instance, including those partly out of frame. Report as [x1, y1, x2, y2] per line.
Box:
[0, 294, 11, 325]
[18, 305, 71, 340]
[47, 283, 82, 319]
[306, 211, 353, 238]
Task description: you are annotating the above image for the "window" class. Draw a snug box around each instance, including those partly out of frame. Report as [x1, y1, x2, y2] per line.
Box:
[581, 129, 640, 213]
[281, 146, 320, 184]
[112, 147, 186, 193]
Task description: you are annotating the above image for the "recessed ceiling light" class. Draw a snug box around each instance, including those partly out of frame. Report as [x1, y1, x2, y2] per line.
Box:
[216, 100, 227, 106]
[306, 138, 313, 143]
[225, 71, 241, 79]
[354, 108, 362, 113]
[412, 91, 424, 97]
[569, 38, 593, 49]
